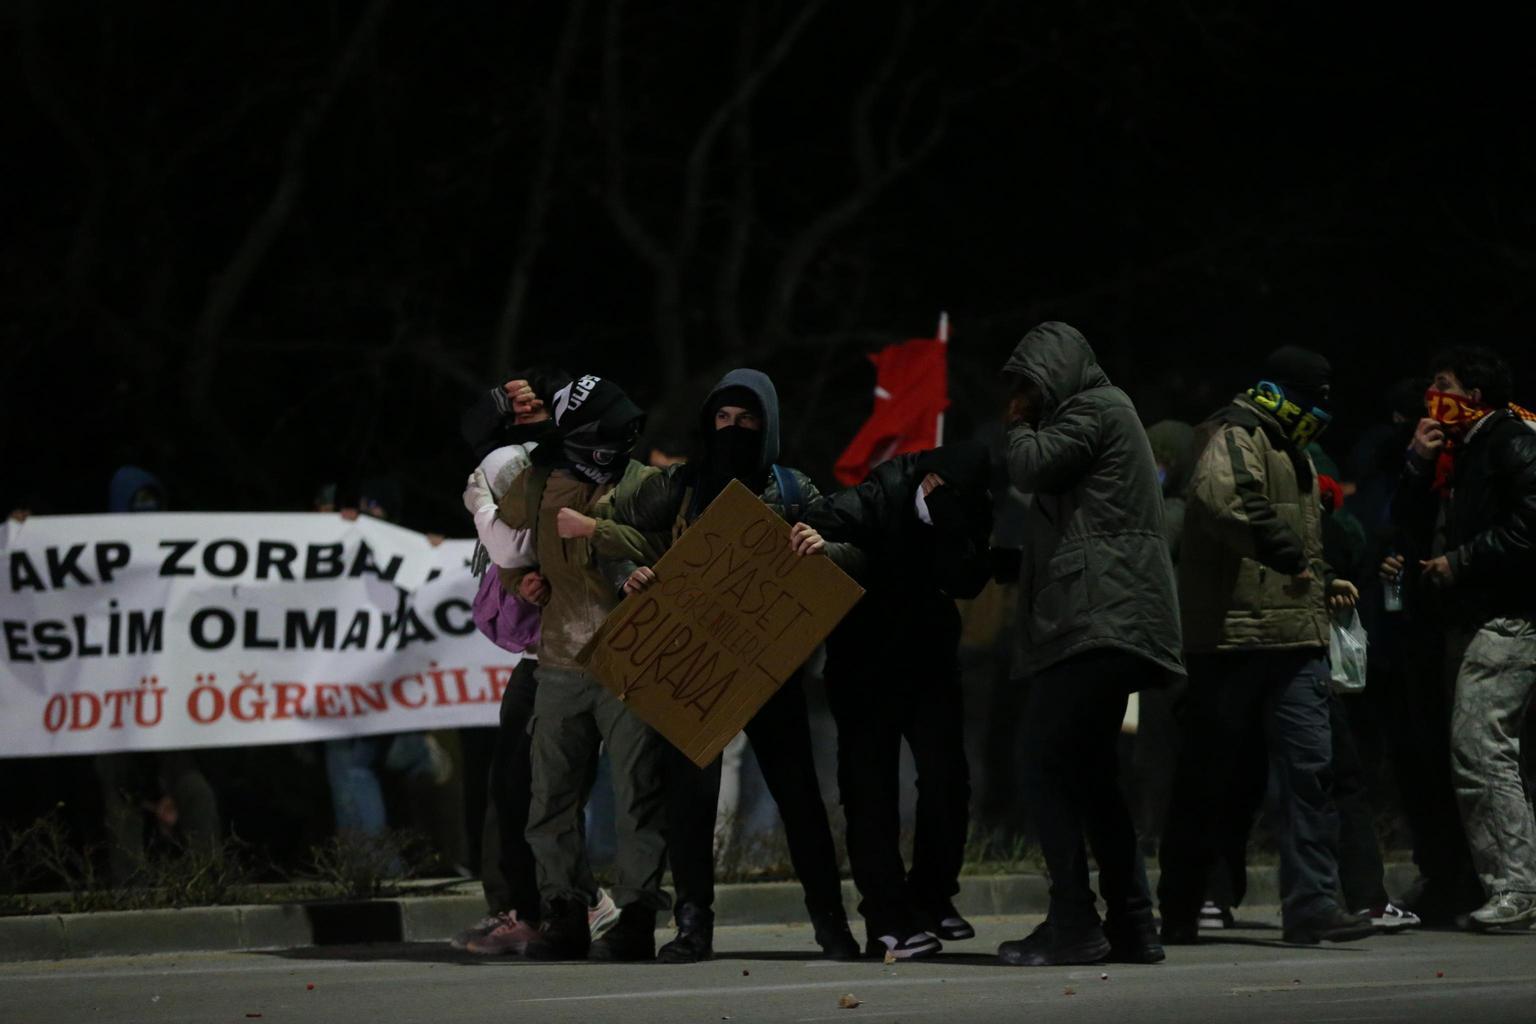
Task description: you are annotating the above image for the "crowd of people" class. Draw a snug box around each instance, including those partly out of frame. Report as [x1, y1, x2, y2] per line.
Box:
[7, 324, 1534, 967]
[444, 325, 1536, 965]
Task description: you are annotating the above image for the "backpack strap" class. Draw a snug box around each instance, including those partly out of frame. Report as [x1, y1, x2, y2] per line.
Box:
[771, 464, 803, 524]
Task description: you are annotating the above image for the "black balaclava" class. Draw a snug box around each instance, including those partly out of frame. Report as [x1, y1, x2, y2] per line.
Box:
[530, 373, 645, 483]
[697, 385, 767, 506]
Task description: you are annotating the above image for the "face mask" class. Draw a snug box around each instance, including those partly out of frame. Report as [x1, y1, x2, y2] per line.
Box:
[1156, 466, 1169, 489]
[709, 425, 762, 481]
[560, 420, 637, 483]
[913, 487, 933, 526]
[1425, 388, 1491, 438]
[1249, 380, 1332, 447]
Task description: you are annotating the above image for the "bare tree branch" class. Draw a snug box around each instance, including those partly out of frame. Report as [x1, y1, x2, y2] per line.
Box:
[186, 0, 392, 403]
[489, 0, 588, 377]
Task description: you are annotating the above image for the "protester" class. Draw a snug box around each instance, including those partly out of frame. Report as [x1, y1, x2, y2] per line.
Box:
[994, 322, 1184, 967]
[1390, 346, 1536, 930]
[803, 441, 993, 959]
[579, 369, 861, 962]
[493, 371, 670, 961]
[449, 428, 619, 955]
[1133, 420, 1195, 855]
[1362, 382, 1484, 924]
[1158, 346, 1372, 946]
[1308, 447, 1419, 930]
[319, 482, 454, 855]
[93, 467, 222, 884]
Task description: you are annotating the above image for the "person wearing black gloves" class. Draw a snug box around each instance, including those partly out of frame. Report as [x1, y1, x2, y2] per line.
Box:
[996, 322, 1184, 967]
[803, 441, 993, 960]
[574, 368, 862, 963]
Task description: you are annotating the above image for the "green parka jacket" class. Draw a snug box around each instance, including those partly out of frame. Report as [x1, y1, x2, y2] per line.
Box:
[1003, 322, 1184, 682]
[1178, 394, 1330, 653]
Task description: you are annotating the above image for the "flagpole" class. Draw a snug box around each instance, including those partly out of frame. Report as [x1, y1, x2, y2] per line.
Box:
[935, 310, 948, 445]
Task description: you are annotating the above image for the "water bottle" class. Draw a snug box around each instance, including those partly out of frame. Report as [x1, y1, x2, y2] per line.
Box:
[1382, 552, 1404, 613]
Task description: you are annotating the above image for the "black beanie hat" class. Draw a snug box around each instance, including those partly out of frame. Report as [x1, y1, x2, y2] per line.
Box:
[707, 385, 763, 419]
[1261, 346, 1331, 396]
[914, 440, 992, 493]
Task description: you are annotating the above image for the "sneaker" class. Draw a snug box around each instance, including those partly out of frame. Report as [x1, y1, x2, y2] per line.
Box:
[657, 903, 714, 964]
[588, 888, 620, 941]
[589, 904, 658, 962]
[466, 911, 541, 955]
[998, 920, 1110, 967]
[1467, 890, 1536, 931]
[1282, 908, 1375, 945]
[1198, 900, 1234, 929]
[524, 898, 592, 961]
[866, 931, 942, 961]
[1359, 902, 1422, 931]
[811, 910, 862, 961]
[450, 913, 503, 950]
[924, 901, 975, 941]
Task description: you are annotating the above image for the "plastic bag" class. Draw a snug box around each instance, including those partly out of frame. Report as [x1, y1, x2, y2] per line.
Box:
[1328, 608, 1368, 693]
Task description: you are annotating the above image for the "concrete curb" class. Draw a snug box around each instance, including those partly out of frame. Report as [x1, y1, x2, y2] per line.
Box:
[0, 863, 1418, 962]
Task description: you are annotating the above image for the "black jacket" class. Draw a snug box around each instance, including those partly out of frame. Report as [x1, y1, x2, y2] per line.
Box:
[804, 448, 992, 660]
[1394, 409, 1536, 625]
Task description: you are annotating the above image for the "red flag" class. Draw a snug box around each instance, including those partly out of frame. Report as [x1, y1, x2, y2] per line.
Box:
[834, 325, 949, 486]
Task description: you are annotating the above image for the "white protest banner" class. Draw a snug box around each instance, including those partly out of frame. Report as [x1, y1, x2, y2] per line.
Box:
[0, 514, 519, 758]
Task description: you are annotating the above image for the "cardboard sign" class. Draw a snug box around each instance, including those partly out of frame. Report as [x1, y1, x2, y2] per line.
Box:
[582, 479, 863, 767]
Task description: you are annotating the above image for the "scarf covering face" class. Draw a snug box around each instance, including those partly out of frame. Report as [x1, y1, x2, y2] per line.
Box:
[1426, 389, 1536, 494]
[531, 374, 645, 483]
[1425, 388, 1492, 438]
[1248, 380, 1332, 448]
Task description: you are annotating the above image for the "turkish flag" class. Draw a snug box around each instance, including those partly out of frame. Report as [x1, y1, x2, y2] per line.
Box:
[833, 335, 949, 485]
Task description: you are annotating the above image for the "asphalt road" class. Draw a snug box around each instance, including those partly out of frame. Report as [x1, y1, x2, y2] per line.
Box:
[2, 913, 1534, 1024]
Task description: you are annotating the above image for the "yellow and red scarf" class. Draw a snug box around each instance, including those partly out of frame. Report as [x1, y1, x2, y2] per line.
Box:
[1426, 389, 1536, 494]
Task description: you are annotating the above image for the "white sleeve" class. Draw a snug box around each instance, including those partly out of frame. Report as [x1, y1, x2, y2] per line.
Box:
[474, 504, 535, 569]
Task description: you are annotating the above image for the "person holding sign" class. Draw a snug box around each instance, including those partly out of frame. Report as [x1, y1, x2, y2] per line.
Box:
[997, 323, 1184, 967]
[802, 441, 994, 960]
[490, 371, 672, 962]
[570, 369, 863, 963]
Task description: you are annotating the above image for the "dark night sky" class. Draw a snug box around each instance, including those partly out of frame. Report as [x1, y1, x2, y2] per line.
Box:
[3, 2, 1533, 530]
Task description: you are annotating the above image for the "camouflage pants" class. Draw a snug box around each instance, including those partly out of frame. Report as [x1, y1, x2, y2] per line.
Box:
[1447, 617, 1536, 896]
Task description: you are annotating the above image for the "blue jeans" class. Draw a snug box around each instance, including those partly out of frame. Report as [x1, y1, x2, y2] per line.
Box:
[324, 733, 435, 835]
[1159, 650, 1342, 928]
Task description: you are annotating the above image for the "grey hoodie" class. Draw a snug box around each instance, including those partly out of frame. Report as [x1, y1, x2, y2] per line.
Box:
[1002, 322, 1184, 682]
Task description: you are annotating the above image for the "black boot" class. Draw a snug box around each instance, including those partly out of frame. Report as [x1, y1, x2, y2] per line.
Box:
[524, 897, 591, 961]
[1104, 914, 1166, 964]
[657, 903, 714, 963]
[998, 920, 1110, 967]
[811, 909, 862, 961]
[589, 904, 658, 962]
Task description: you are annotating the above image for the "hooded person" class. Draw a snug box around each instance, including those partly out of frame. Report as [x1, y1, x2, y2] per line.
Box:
[488, 371, 671, 962]
[993, 322, 1184, 968]
[576, 368, 862, 963]
[1159, 345, 1374, 948]
[801, 440, 994, 959]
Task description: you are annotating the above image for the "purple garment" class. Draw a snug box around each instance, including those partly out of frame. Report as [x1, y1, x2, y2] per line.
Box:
[471, 570, 541, 653]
